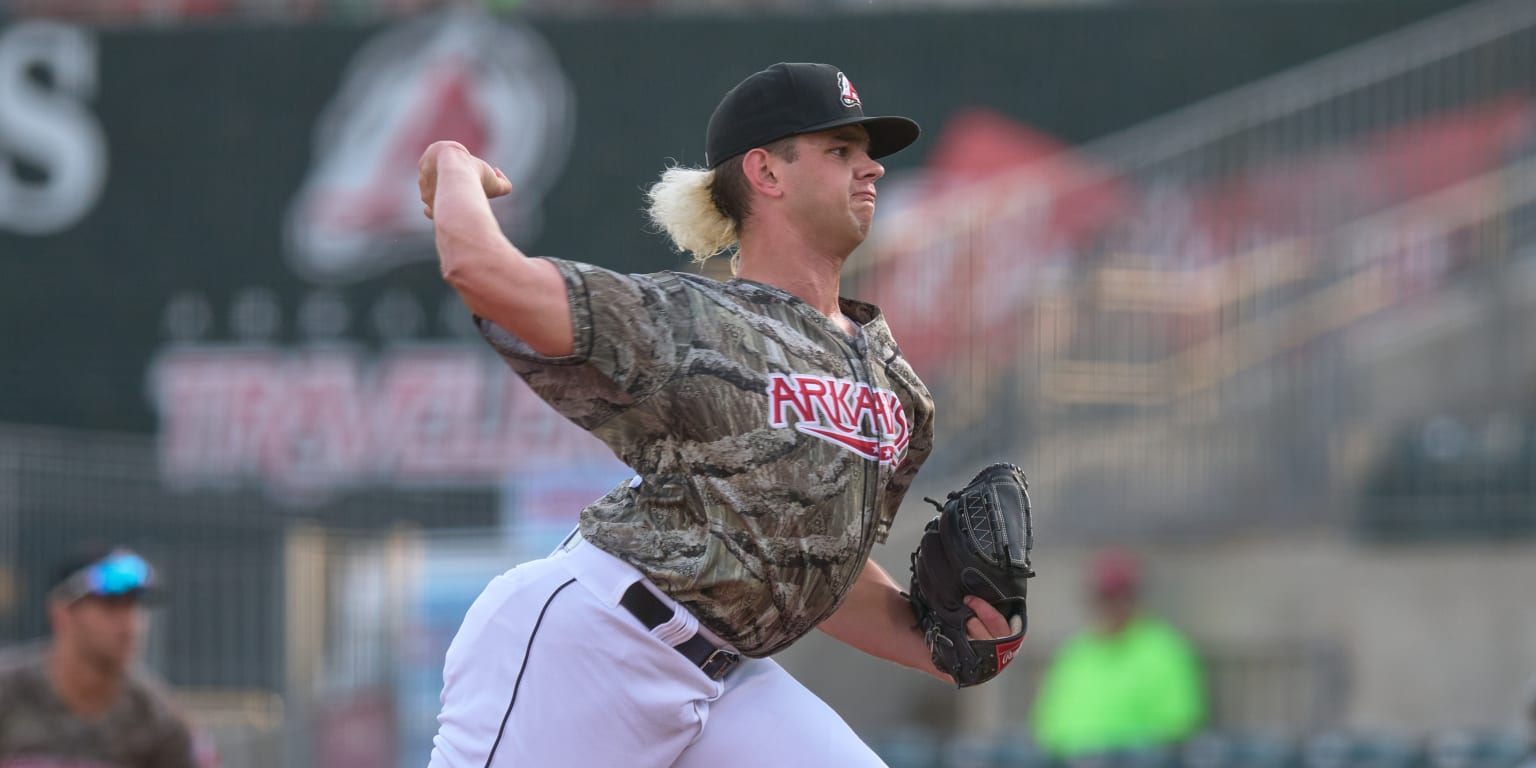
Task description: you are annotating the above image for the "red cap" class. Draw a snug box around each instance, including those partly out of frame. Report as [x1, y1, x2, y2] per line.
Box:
[1090, 548, 1142, 597]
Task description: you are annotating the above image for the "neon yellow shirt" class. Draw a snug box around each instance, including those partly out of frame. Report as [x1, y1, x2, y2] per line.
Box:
[1030, 616, 1206, 757]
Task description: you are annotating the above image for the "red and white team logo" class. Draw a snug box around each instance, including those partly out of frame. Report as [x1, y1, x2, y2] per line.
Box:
[285, 9, 572, 284]
[767, 373, 909, 466]
[836, 72, 861, 108]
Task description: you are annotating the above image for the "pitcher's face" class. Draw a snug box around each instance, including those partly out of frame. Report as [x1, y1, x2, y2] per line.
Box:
[780, 126, 885, 251]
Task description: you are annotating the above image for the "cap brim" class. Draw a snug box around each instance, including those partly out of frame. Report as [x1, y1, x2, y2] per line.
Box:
[90, 588, 154, 603]
[795, 115, 921, 160]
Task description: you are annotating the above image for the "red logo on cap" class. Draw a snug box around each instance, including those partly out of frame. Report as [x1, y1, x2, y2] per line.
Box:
[836, 72, 861, 108]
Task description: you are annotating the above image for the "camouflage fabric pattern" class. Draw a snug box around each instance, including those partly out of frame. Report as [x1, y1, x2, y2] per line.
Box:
[480, 258, 935, 656]
[0, 645, 195, 768]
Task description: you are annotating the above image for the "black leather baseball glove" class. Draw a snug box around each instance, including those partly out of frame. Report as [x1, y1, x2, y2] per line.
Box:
[906, 462, 1035, 688]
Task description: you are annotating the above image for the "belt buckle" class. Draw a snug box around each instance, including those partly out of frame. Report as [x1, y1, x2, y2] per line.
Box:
[700, 648, 740, 681]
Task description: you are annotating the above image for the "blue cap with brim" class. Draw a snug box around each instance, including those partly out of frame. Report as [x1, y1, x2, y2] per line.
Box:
[49, 549, 158, 604]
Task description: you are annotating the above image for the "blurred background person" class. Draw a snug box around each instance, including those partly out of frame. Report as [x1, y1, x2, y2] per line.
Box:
[0, 547, 202, 768]
[1029, 548, 1207, 761]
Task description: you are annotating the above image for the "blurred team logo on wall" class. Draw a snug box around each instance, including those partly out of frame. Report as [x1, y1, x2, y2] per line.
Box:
[284, 9, 573, 284]
[151, 11, 599, 507]
[150, 342, 629, 505]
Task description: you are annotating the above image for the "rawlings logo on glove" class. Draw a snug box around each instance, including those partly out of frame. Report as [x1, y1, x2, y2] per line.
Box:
[906, 462, 1035, 688]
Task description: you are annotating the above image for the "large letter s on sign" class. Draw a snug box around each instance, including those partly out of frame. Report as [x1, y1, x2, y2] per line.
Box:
[0, 21, 108, 237]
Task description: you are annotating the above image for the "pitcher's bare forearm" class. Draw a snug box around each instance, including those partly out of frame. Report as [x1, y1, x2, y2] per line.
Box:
[425, 144, 573, 357]
[818, 559, 949, 682]
[820, 557, 1017, 683]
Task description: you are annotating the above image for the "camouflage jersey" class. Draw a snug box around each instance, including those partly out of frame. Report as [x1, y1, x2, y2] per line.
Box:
[0, 645, 196, 768]
[480, 258, 936, 657]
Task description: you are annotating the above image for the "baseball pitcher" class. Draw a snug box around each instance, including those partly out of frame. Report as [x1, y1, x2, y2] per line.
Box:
[418, 62, 1035, 768]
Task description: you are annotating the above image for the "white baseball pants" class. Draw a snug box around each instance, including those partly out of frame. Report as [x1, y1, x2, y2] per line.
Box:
[426, 535, 888, 767]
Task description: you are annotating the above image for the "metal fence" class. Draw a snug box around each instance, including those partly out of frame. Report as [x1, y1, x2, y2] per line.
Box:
[0, 423, 506, 767]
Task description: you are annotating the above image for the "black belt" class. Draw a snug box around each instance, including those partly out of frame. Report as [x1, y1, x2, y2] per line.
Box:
[619, 581, 741, 681]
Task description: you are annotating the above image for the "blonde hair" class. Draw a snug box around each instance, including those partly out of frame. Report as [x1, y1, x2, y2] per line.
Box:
[644, 138, 799, 269]
[644, 165, 738, 267]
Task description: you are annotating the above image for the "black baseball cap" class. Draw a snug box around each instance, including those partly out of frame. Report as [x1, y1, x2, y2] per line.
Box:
[705, 62, 920, 169]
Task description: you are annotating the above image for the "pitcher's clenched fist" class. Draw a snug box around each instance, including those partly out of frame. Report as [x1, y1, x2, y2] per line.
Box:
[417, 140, 511, 220]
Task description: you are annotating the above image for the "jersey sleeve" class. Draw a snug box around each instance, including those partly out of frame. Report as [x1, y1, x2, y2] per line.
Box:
[0, 643, 46, 750]
[476, 257, 682, 430]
